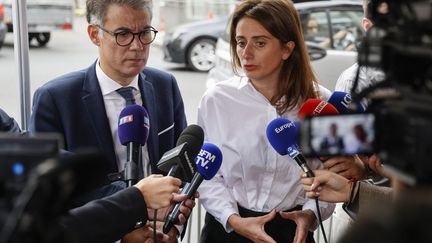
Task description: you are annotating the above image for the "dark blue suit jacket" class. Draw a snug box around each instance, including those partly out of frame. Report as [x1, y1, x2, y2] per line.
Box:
[29, 62, 187, 192]
[62, 187, 148, 243]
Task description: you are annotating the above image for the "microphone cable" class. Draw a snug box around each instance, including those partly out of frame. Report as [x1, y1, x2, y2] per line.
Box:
[315, 198, 328, 243]
[153, 209, 158, 243]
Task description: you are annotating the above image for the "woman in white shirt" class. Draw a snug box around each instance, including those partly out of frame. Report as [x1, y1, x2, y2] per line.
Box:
[197, 1, 334, 243]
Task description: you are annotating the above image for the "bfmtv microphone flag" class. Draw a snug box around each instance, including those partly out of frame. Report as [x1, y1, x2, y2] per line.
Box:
[163, 142, 222, 234]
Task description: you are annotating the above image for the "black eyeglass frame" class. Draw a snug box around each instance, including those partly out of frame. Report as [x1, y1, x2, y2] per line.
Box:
[95, 24, 158, 46]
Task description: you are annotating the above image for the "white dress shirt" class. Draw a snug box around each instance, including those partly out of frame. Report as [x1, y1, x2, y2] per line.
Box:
[197, 76, 335, 232]
[95, 61, 151, 176]
[335, 63, 385, 93]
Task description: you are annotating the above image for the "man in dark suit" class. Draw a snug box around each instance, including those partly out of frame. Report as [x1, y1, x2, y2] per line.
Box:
[0, 108, 20, 133]
[29, 0, 188, 241]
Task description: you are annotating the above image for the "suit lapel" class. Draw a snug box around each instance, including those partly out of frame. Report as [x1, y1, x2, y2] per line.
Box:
[139, 73, 159, 173]
[82, 62, 117, 172]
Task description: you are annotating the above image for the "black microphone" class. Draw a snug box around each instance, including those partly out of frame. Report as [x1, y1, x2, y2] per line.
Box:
[157, 124, 204, 182]
[163, 143, 223, 234]
[118, 105, 150, 187]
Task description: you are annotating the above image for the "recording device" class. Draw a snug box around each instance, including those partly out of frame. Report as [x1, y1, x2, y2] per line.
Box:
[0, 132, 108, 243]
[163, 143, 223, 234]
[266, 118, 314, 177]
[299, 113, 375, 157]
[301, 0, 432, 185]
[0, 133, 62, 225]
[157, 124, 204, 182]
[1, 152, 109, 243]
[297, 92, 373, 157]
[110, 105, 149, 186]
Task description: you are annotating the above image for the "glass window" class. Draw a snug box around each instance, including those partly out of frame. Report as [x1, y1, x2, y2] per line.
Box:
[329, 10, 364, 51]
[303, 11, 330, 47]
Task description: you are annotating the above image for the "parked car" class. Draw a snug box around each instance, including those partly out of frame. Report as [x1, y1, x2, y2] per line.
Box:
[2, 0, 74, 47]
[162, 16, 229, 72]
[0, 2, 6, 50]
[207, 1, 364, 90]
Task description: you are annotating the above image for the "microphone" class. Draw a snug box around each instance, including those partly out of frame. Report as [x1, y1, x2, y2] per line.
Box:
[297, 98, 339, 119]
[266, 118, 314, 177]
[327, 91, 366, 113]
[118, 105, 150, 187]
[163, 142, 223, 234]
[157, 124, 204, 182]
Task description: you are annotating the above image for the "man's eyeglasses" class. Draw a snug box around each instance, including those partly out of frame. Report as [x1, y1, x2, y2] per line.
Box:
[95, 25, 158, 46]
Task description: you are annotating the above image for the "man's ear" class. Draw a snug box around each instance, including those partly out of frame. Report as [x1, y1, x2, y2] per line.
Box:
[282, 41, 295, 60]
[88, 24, 101, 46]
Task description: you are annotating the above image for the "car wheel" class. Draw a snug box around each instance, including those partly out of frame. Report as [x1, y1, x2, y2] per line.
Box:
[0, 40, 3, 50]
[35, 32, 51, 47]
[186, 38, 216, 72]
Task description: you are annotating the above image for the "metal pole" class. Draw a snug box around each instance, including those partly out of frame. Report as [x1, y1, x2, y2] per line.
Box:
[12, 0, 31, 131]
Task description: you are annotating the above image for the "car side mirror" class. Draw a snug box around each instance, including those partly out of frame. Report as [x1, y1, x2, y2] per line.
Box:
[306, 41, 327, 61]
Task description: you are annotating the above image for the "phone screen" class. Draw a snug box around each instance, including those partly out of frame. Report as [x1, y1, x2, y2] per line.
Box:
[303, 113, 375, 156]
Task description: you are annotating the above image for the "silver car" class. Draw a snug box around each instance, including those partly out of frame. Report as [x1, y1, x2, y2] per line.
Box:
[206, 1, 364, 90]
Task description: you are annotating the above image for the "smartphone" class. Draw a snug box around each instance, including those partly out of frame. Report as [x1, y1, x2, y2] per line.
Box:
[299, 113, 375, 157]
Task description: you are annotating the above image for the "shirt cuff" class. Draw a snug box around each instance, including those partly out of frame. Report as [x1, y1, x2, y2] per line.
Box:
[220, 207, 239, 233]
[302, 200, 320, 231]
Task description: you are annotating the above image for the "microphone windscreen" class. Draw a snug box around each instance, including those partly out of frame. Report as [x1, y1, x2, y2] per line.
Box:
[298, 98, 339, 119]
[194, 143, 222, 180]
[118, 105, 150, 145]
[177, 124, 205, 160]
[327, 91, 365, 113]
[266, 118, 297, 156]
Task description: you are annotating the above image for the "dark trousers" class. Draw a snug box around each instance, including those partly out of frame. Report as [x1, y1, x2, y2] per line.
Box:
[200, 205, 315, 243]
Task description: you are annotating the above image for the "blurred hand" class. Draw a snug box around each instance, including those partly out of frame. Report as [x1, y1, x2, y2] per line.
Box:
[121, 223, 168, 243]
[228, 211, 277, 243]
[367, 154, 391, 178]
[134, 175, 182, 209]
[301, 170, 351, 203]
[147, 194, 196, 226]
[143, 221, 178, 243]
[321, 155, 367, 180]
[279, 210, 316, 243]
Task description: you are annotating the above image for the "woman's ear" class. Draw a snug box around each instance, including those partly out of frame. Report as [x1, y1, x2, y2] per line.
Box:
[88, 24, 101, 46]
[282, 41, 295, 60]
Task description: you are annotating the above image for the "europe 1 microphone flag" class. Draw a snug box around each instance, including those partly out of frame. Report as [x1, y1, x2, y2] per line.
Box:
[266, 118, 314, 178]
[163, 143, 223, 234]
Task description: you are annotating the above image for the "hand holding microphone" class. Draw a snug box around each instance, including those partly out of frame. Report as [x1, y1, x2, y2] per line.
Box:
[163, 143, 223, 234]
[300, 170, 352, 203]
[134, 174, 184, 210]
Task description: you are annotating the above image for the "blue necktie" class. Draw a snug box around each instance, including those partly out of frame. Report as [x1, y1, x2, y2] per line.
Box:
[116, 87, 136, 105]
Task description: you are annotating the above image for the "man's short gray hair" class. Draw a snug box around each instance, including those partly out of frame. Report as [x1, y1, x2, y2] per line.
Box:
[86, 0, 153, 26]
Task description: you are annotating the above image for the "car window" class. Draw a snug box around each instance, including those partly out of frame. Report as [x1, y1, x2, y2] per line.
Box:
[302, 8, 363, 52]
[329, 10, 363, 51]
[303, 11, 330, 45]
